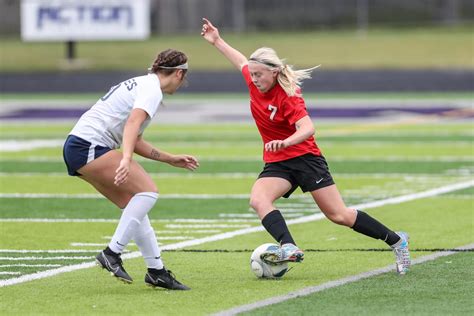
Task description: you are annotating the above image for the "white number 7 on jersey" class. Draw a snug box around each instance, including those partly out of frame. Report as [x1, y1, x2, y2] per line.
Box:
[268, 105, 277, 120]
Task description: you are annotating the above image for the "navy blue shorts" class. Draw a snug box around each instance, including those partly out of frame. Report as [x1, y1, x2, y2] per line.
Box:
[258, 154, 335, 198]
[63, 135, 112, 176]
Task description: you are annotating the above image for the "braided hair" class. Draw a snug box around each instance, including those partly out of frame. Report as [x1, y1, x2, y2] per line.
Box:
[149, 49, 188, 76]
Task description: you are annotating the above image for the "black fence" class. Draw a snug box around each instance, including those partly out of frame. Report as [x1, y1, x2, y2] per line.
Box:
[1, 0, 473, 35]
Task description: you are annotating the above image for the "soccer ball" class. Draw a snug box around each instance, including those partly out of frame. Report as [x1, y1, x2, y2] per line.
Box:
[250, 243, 288, 279]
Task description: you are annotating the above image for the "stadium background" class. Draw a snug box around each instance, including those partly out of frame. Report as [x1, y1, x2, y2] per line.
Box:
[1, 0, 473, 94]
[0, 1, 473, 315]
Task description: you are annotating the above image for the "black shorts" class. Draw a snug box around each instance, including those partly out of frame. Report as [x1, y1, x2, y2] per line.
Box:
[63, 135, 112, 176]
[258, 154, 335, 198]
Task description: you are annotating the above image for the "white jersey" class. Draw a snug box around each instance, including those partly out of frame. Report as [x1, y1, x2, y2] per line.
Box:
[70, 74, 162, 149]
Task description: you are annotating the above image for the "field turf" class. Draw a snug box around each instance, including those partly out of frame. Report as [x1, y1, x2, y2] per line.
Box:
[0, 98, 472, 315]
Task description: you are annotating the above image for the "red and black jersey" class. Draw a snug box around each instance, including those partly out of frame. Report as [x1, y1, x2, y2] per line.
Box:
[242, 65, 321, 163]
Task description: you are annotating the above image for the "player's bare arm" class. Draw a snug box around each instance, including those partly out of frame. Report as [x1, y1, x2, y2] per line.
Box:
[201, 18, 248, 71]
[134, 136, 199, 171]
[264, 116, 315, 152]
[114, 108, 148, 186]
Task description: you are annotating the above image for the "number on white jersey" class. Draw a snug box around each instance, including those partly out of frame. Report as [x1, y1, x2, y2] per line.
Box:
[101, 79, 138, 101]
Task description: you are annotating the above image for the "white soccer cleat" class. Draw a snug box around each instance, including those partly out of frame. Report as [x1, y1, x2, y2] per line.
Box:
[280, 243, 304, 263]
[392, 232, 411, 275]
[261, 243, 304, 264]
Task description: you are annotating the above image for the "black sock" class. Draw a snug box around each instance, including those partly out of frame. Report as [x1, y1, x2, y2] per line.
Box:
[261, 210, 296, 245]
[148, 267, 166, 275]
[351, 210, 400, 246]
[104, 246, 119, 256]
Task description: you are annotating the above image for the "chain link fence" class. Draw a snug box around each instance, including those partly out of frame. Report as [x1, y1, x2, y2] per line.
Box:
[1, 0, 473, 34]
[151, 0, 473, 33]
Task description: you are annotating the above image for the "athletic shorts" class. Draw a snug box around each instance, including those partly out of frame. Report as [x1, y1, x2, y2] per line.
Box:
[63, 135, 112, 176]
[258, 154, 335, 198]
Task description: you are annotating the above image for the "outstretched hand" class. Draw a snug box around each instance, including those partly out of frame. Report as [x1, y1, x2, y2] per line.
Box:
[201, 18, 220, 44]
[168, 154, 200, 171]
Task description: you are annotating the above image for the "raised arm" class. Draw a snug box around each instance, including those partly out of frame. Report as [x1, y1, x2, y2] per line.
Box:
[201, 18, 248, 71]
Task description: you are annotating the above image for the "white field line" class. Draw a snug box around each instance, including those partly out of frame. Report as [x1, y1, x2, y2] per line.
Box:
[101, 235, 192, 241]
[0, 218, 261, 223]
[165, 224, 253, 229]
[0, 264, 62, 268]
[284, 212, 309, 217]
[283, 209, 316, 213]
[0, 180, 472, 288]
[276, 203, 315, 207]
[332, 156, 474, 162]
[0, 218, 119, 223]
[219, 213, 305, 218]
[1, 139, 470, 150]
[1, 156, 472, 163]
[169, 219, 260, 223]
[212, 243, 474, 316]
[0, 249, 104, 253]
[68, 243, 110, 247]
[0, 140, 262, 152]
[0, 193, 251, 199]
[1, 139, 470, 151]
[104, 231, 223, 237]
[69, 242, 157, 247]
[0, 140, 64, 152]
[155, 230, 222, 234]
[0, 272, 21, 275]
[1, 174, 471, 201]
[218, 214, 259, 218]
[0, 256, 93, 261]
[2, 172, 472, 178]
[0, 193, 105, 199]
[152, 236, 194, 240]
[0, 172, 260, 178]
[254, 205, 314, 212]
[69, 243, 137, 247]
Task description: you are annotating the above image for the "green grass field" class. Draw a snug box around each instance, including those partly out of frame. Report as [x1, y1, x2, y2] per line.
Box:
[1, 25, 473, 72]
[0, 94, 473, 315]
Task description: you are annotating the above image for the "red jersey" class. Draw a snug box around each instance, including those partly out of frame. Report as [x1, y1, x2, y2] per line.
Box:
[242, 65, 321, 162]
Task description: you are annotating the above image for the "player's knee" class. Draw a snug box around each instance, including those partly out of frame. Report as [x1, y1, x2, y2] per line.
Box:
[326, 211, 351, 226]
[134, 173, 158, 194]
[143, 177, 158, 193]
[249, 196, 269, 213]
[249, 196, 261, 211]
[149, 184, 159, 194]
[327, 214, 345, 225]
[140, 182, 158, 195]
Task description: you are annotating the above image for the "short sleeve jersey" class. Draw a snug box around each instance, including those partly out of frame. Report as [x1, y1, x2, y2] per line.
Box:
[242, 65, 321, 162]
[70, 74, 162, 149]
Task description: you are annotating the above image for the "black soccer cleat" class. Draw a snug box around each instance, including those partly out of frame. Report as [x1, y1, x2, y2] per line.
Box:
[95, 250, 133, 284]
[145, 268, 190, 290]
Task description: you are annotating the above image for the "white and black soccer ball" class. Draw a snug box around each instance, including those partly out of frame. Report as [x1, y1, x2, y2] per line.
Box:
[250, 243, 288, 279]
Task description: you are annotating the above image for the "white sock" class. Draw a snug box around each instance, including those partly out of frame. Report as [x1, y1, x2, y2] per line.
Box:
[134, 215, 164, 269]
[109, 192, 158, 254]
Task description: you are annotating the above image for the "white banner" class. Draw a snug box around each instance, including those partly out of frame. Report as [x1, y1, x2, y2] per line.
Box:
[21, 0, 150, 41]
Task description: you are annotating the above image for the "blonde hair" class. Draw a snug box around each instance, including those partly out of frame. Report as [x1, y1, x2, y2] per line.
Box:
[249, 47, 319, 97]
